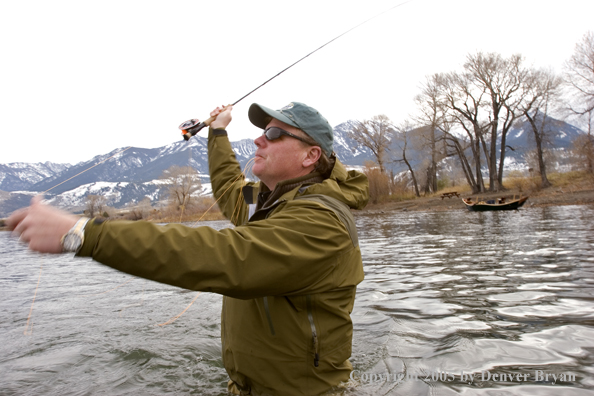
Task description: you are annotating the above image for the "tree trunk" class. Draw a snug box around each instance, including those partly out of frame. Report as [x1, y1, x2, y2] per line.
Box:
[489, 112, 500, 192]
[472, 137, 486, 193]
[447, 133, 479, 193]
[403, 155, 420, 197]
[498, 128, 509, 190]
[497, 109, 515, 189]
[430, 127, 438, 193]
[526, 112, 552, 188]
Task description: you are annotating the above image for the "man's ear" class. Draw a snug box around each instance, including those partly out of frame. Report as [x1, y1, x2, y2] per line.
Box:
[302, 146, 322, 168]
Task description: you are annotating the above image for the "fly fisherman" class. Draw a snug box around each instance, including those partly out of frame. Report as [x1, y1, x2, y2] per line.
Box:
[8, 102, 369, 396]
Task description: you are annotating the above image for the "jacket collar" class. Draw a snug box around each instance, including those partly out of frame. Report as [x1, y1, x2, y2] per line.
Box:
[257, 172, 324, 210]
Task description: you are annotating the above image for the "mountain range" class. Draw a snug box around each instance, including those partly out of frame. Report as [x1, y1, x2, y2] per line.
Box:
[0, 118, 583, 217]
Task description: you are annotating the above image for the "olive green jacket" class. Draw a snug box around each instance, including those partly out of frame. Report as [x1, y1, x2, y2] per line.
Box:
[78, 128, 369, 395]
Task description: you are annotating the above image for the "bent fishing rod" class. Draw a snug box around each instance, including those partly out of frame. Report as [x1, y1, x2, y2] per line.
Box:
[179, 0, 414, 140]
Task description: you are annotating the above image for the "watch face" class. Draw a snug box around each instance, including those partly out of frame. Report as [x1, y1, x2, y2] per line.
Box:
[63, 233, 82, 252]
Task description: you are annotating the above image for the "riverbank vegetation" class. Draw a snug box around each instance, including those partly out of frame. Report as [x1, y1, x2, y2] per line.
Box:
[360, 169, 593, 213]
[92, 196, 226, 223]
[80, 165, 227, 224]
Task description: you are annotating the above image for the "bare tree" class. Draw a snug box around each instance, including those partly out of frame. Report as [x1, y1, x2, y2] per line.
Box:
[465, 52, 528, 191]
[128, 197, 153, 220]
[413, 73, 480, 193]
[348, 115, 393, 174]
[160, 166, 202, 211]
[420, 53, 530, 193]
[415, 74, 448, 194]
[564, 31, 594, 175]
[86, 194, 106, 217]
[564, 31, 594, 117]
[439, 71, 490, 193]
[572, 130, 594, 175]
[519, 69, 562, 188]
[393, 121, 421, 197]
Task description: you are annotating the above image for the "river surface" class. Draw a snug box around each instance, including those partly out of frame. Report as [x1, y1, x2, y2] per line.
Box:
[1, 205, 593, 395]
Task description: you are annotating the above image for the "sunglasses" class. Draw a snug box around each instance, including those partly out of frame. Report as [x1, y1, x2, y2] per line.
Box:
[263, 127, 313, 145]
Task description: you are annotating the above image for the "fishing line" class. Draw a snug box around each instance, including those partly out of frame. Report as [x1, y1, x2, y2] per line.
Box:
[24, 260, 43, 335]
[157, 292, 201, 326]
[41, 146, 133, 195]
[192, 158, 256, 225]
[20, 146, 134, 334]
[156, 159, 256, 327]
[180, 0, 416, 139]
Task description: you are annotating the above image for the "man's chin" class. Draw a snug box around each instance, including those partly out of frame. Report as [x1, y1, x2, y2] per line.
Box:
[251, 165, 263, 179]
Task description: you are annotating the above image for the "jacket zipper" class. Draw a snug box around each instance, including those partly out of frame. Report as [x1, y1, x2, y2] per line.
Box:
[306, 295, 320, 367]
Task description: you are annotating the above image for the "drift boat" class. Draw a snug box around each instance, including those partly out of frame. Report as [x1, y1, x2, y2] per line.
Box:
[462, 196, 529, 211]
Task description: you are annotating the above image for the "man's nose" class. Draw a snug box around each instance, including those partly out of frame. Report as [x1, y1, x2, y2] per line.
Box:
[254, 134, 266, 147]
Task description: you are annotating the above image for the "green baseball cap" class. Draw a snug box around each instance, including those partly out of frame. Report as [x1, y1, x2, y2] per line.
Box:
[248, 102, 334, 156]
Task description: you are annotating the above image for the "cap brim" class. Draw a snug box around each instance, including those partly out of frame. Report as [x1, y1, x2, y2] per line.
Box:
[248, 103, 299, 130]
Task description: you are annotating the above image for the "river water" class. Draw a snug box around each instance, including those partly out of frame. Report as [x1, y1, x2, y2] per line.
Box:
[1, 205, 593, 395]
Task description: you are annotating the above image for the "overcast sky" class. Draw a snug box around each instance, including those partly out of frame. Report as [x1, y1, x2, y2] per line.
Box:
[1, 0, 593, 164]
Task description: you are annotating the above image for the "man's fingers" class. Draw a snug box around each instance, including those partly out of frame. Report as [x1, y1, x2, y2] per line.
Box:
[210, 107, 222, 117]
[18, 228, 31, 243]
[6, 195, 45, 231]
[6, 207, 29, 231]
[7, 196, 76, 254]
[12, 214, 30, 235]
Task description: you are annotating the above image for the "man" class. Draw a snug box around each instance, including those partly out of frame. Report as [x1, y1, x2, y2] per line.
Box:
[8, 102, 369, 395]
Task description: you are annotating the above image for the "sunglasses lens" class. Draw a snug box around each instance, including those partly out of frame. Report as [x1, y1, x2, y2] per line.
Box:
[264, 127, 282, 140]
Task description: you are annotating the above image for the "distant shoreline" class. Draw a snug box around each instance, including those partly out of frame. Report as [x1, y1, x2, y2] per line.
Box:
[357, 186, 594, 215]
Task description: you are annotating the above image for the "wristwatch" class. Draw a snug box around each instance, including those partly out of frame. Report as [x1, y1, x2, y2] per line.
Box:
[61, 218, 90, 253]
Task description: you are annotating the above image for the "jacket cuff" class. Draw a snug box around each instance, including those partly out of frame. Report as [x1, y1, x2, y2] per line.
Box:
[76, 218, 104, 257]
[209, 127, 228, 137]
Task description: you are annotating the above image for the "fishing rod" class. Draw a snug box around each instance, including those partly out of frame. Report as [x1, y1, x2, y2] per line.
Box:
[179, 0, 414, 140]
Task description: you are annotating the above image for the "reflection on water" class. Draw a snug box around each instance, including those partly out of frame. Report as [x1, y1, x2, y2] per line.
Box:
[1, 207, 594, 395]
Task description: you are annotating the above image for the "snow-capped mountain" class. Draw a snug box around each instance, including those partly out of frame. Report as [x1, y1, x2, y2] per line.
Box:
[0, 162, 70, 191]
[497, 117, 583, 153]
